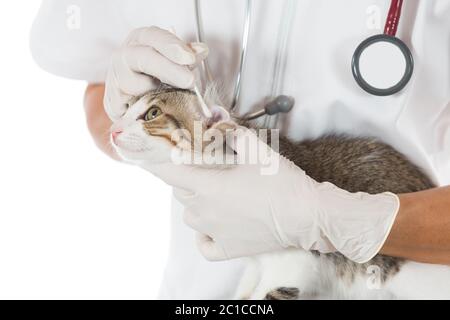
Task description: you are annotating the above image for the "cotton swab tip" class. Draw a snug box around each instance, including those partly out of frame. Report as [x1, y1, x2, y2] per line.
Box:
[194, 86, 212, 118]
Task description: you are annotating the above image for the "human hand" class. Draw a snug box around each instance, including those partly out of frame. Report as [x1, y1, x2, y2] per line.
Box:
[104, 26, 208, 121]
[145, 128, 400, 263]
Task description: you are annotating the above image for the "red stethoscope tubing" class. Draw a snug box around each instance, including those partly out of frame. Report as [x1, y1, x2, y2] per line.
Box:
[384, 0, 403, 36]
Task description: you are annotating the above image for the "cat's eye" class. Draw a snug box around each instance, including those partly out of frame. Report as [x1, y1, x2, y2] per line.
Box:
[144, 106, 162, 121]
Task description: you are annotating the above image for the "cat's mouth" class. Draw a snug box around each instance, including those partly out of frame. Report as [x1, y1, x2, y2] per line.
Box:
[111, 136, 149, 154]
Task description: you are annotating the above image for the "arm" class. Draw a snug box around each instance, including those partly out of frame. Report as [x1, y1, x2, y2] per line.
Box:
[84, 83, 121, 161]
[87, 81, 450, 263]
[147, 131, 450, 265]
[381, 186, 450, 265]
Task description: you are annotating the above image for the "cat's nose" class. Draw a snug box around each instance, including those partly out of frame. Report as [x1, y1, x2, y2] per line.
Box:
[111, 130, 123, 141]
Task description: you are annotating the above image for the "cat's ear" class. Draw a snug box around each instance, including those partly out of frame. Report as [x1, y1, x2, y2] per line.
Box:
[204, 106, 238, 165]
[207, 105, 232, 127]
[206, 105, 239, 137]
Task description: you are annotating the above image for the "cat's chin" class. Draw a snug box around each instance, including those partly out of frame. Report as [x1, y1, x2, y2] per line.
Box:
[114, 146, 172, 164]
[115, 144, 237, 168]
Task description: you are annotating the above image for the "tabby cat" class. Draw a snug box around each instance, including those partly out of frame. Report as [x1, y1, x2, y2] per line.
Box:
[111, 87, 450, 299]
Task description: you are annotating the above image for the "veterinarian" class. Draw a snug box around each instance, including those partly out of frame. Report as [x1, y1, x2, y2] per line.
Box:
[31, 0, 450, 299]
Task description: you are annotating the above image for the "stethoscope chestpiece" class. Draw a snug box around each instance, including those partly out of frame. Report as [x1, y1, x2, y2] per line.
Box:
[351, 34, 414, 96]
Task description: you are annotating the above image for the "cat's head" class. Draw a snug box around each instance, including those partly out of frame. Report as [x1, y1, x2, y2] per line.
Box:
[110, 87, 235, 164]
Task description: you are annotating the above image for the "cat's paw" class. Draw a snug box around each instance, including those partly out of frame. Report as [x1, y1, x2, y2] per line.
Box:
[263, 287, 300, 300]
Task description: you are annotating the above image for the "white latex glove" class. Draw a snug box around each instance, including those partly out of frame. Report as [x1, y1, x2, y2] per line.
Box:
[104, 26, 208, 121]
[146, 129, 400, 264]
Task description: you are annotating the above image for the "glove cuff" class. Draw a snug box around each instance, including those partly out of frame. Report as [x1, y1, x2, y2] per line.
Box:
[316, 183, 400, 263]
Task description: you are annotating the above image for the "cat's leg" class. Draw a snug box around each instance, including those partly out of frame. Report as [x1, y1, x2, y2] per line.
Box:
[385, 261, 450, 299]
[234, 257, 261, 300]
[249, 249, 320, 300]
[264, 287, 301, 300]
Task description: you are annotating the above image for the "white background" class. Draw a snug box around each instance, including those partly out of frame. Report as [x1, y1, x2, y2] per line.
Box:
[0, 2, 171, 299]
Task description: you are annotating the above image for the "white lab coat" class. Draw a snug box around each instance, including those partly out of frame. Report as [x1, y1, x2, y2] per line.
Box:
[30, 0, 450, 299]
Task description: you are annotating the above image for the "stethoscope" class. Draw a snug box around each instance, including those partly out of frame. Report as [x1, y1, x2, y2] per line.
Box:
[194, 0, 295, 123]
[194, 0, 413, 121]
[352, 0, 413, 96]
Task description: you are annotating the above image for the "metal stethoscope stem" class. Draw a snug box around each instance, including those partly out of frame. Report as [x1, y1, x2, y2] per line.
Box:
[230, 0, 252, 111]
[194, 0, 295, 122]
[240, 95, 295, 120]
[194, 0, 213, 84]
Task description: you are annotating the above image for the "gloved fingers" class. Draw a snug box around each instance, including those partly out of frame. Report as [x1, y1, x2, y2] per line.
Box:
[196, 233, 228, 261]
[124, 46, 195, 89]
[104, 57, 156, 122]
[104, 71, 132, 121]
[164, 27, 209, 65]
[126, 26, 197, 65]
[173, 187, 197, 205]
[182, 208, 202, 230]
[144, 162, 215, 190]
[183, 211, 225, 260]
[111, 51, 156, 96]
[188, 42, 209, 64]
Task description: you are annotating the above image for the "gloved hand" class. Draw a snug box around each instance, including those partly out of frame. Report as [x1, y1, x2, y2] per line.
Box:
[104, 26, 208, 121]
[145, 128, 400, 264]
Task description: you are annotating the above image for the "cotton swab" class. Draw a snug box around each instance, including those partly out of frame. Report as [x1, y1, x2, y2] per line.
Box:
[166, 27, 212, 118]
[166, 28, 212, 118]
[194, 85, 212, 118]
